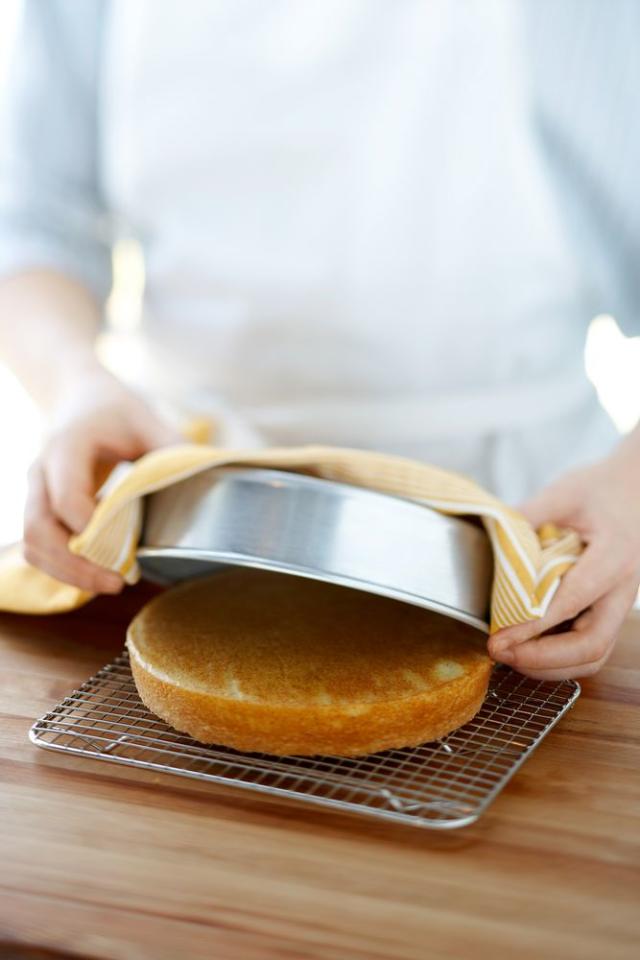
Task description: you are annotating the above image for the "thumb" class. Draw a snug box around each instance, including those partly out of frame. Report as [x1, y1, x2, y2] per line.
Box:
[518, 479, 575, 531]
[135, 409, 183, 450]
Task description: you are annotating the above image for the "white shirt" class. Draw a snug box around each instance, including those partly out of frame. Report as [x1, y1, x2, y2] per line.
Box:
[2, 0, 638, 501]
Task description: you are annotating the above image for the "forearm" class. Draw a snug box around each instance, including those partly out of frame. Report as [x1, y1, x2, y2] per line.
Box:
[0, 268, 105, 410]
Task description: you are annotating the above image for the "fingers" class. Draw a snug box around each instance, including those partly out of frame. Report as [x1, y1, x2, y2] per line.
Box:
[519, 481, 577, 531]
[492, 578, 636, 680]
[40, 414, 178, 537]
[24, 463, 124, 594]
[40, 436, 96, 534]
[490, 538, 620, 652]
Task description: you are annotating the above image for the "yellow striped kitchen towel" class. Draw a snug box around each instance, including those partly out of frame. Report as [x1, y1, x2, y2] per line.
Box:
[0, 444, 582, 631]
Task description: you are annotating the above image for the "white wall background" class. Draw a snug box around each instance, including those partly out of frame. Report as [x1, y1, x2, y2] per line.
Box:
[0, 1, 639, 546]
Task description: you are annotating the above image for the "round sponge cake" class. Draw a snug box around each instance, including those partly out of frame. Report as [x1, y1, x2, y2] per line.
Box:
[127, 568, 492, 756]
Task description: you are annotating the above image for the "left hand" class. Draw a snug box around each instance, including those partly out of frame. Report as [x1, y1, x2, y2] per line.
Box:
[488, 440, 640, 680]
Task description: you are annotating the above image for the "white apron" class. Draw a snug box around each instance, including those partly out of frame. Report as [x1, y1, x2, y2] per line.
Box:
[100, 0, 618, 502]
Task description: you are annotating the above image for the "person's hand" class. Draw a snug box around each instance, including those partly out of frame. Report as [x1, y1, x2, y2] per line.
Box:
[23, 367, 181, 594]
[488, 442, 640, 680]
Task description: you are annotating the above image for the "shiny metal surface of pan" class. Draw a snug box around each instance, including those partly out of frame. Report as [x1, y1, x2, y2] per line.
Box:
[138, 467, 493, 632]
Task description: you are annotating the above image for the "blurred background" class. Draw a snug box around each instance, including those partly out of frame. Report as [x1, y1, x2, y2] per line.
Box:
[0, 0, 639, 546]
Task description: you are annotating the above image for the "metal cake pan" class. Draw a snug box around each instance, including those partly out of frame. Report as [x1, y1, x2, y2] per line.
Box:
[138, 467, 493, 632]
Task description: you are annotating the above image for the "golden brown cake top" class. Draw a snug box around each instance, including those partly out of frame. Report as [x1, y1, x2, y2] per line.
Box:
[128, 568, 489, 708]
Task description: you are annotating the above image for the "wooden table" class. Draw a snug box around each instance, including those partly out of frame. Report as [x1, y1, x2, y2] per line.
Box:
[1, 587, 639, 960]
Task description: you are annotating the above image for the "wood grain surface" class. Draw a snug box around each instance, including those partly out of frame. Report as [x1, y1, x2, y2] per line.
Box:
[1, 586, 639, 960]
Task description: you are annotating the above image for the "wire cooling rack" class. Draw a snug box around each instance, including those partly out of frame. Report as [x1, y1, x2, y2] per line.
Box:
[30, 652, 579, 829]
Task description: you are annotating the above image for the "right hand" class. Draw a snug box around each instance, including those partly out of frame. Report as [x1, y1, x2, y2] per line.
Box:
[23, 367, 181, 594]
